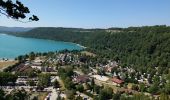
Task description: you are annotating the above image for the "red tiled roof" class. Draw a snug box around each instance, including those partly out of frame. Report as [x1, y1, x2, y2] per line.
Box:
[112, 77, 124, 84]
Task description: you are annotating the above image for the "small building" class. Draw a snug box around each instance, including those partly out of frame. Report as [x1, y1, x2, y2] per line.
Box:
[112, 77, 124, 86]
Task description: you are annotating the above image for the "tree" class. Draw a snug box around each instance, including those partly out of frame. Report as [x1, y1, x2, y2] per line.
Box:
[112, 93, 121, 100]
[148, 83, 159, 94]
[27, 80, 35, 86]
[0, 72, 17, 86]
[91, 78, 95, 91]
[29, 52, 35, 61]
[139, 83, 145, 92]
[0, 89, 5, 100]
[76, 84, 84, 92]
[53, 79, 60, 88]
[94, 85, 100, 94]
[98, 87, 113, 100]
[28, 70, 37, 78]
[0, 0, 39, 22]
[38, 73, 51, 88]
[6, 89, 29, 100]
[64, 77, 75, 90]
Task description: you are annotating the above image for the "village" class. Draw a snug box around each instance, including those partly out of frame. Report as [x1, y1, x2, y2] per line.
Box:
[0, 50, 169, 100]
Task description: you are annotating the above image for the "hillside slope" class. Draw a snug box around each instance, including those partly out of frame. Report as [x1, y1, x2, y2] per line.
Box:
[9, 26, 170, 70]
[0, 26, 33, 33]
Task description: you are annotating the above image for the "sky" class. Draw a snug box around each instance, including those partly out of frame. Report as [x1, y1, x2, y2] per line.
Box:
[0, 0, 170, 28]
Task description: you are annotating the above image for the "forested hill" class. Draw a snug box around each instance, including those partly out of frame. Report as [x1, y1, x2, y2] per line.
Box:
[0, 26, 33, 33]
[9, 27, 103, 44]
[9, 25, 170, 70]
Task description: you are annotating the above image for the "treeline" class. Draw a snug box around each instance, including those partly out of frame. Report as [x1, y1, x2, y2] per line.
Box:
[0, 72, 17, 86]
[9, 27, 104, 44]
[8, 25, 170, 71]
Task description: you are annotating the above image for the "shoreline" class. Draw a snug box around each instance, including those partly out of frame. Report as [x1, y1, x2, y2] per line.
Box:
[75, 43, 87, 49]
[1, 33, 87, 49]
[0, 34, 87, 59]
[0, 59, 15, 62]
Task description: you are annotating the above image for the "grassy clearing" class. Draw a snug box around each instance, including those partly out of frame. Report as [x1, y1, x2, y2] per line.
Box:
[0, 60, 17, 69]
[38, 92, 49, 100]
[58, 78, 66, 91]
[81, 51, 96, 57]
[31, 92, 49, 100]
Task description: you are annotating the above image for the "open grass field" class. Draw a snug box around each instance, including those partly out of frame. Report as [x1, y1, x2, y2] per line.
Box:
[0, 60, 17, 70]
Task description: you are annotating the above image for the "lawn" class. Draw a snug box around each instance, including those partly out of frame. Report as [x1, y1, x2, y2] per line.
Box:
[58, 77, 66, 91]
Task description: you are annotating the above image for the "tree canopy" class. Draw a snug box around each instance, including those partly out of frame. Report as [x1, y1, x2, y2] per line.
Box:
[0, 0, 39, 22]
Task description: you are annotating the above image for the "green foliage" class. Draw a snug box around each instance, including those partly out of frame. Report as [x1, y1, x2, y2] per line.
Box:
[0, 72, 17, 86]
[38, 73, 51, 88]
[10, 25, 170, 72]
[0, 0, 38, 21]
[29, 52, 35, 61]
[130, 93, 151, 100]
[148, 83, 159, 94]
[27, 80, 36, 86]
[53, 79, 60, 88]
[112, 93, 121, 100]
[58, 67, 75, 90]
[76, 84, 84, 92]
[75, 95, 83, 100]
[98, 87, 113, 100]
[0, 89, 5, 100]
[139, 83, 146, 92]
[6, 89, 29, 100]
[65, 90, 76, 100]
[94, 85, 101, 94]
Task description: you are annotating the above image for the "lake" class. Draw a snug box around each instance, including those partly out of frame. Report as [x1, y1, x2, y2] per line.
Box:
[0, 34, 83, 59]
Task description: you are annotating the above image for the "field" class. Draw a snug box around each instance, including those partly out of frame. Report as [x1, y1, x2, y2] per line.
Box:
[0, 60, 17, 71]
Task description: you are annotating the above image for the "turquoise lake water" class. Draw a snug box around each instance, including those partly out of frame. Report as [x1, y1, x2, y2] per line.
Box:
[0, 34, 82, 59]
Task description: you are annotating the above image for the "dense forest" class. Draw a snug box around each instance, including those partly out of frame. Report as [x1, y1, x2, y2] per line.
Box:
[8, 25, 170, 71]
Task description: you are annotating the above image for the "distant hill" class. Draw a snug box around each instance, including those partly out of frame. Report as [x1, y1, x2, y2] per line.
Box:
[6, 25, 170, 70]
[0, 26, 33, 33]
[7, 27, 106, 44]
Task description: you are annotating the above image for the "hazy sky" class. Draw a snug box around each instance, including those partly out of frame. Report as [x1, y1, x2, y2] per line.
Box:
[0, 0, 170, 28]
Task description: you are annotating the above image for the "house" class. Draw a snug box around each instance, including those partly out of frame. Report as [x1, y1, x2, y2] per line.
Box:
[103, 61, 118, 73]
[16, 76, 38, 86]
[31, 61, 42, 70]
[112, 77, 124, 86]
